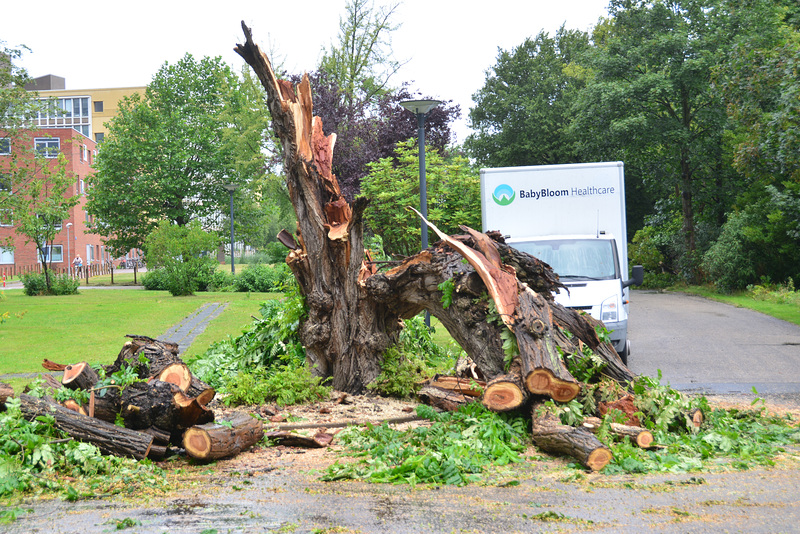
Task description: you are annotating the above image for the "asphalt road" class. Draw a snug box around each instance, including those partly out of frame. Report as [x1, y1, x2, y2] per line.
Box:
[628, 290, 800, 405]
[5, 290, 800, 533]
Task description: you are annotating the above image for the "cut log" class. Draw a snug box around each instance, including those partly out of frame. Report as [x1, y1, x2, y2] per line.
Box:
[42, 358, 68, 371]
[265, 430, 334, 448]
[183, 413, 264, 461]
[62, 362, 99, 390]
[481, 361, 529, 412]
[582, 416, 654, 448]
[61, 399, 87, 416]
[531, 403, 612, 471]
[428, 375, 486, 397]
[516, 287, 580, 402]
[152, 362, 192, 393]
[689, 408, 704, 428]
[121, 380, 212, 434]
[417, 385, 474, 412]
[18, 393, 153, 459]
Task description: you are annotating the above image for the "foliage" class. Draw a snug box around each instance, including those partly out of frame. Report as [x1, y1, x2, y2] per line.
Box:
[360, 140, 480, 256]
[0, 397, 168, 501]
[560, 331, 607, 383]
[465, 26, 591, 167]
[20, 272, 79, 296]
[319, 0, 402, 110]
[368, 314, 459, 398]
[747, 278, 800, 305]
[188, 283, 307, 389]
[142, 220, 220, 296]
[219, 365, 331, 407]
[86, 54, 264, 254]
[628, 225, 680, 289]
[233, 263, 293, 293]
[322, 403, 528, 485]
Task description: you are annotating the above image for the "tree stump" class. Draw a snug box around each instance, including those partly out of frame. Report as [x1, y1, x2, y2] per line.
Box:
[62, 362, 99, 390]
[481, 361, 529, 412]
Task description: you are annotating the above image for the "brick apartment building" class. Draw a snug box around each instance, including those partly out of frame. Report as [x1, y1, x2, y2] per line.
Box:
[0, 76, 146, 276]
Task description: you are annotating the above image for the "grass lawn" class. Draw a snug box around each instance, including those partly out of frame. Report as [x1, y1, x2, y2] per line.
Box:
[677, 286, 800, 327]
[0, 288, 279, 378]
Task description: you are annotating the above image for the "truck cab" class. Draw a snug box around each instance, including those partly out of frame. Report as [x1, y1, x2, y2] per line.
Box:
[509, 234, 643, 364]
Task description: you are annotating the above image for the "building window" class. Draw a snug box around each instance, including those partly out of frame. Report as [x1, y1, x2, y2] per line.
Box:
[0, 138, 10, 155]
[35, 137, 60, 158]
[39, 245, 64, 263]
[94, 101, 104, 112]
[0, 247, 13, 264]
[35, 96, 91, 138]
[0, 175, 11, 193]
[94, 132, 104, 143]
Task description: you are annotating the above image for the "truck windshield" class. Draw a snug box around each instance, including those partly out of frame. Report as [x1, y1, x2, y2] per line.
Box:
[513, 239, 618, 280]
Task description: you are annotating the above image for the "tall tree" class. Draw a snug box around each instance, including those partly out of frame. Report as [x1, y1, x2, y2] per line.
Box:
[86, 54, 261, 254]
[466, 26, 591, 167]
[571, 0, 737, 282]
[361, 140, 480, 257]
[6, 137, 79, 291]
[319, 0, 403, 110]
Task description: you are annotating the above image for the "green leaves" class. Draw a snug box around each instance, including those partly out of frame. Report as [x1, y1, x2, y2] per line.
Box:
[322, 403, 528, 486]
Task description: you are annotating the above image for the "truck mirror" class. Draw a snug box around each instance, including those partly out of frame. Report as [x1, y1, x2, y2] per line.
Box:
[623, 265, 644, 288]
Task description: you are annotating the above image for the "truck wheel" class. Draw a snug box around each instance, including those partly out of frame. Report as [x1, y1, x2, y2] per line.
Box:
[617, 340, 630, 366]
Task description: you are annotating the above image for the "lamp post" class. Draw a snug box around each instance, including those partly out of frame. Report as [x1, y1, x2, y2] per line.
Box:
[223, 184, 239, 274]
[399, 99, 441, 251]
[400, 99, 441, 327]
[66, 222, 73, 277]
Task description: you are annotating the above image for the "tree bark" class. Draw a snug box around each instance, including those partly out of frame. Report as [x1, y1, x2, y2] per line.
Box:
[183, 413, 264, 461]
[1, 382, 14, 405]
[17, 393, 153, 459]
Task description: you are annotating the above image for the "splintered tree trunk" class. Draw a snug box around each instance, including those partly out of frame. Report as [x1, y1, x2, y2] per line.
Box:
[235, 24, 636, 396]
[236, 24, 399, 392]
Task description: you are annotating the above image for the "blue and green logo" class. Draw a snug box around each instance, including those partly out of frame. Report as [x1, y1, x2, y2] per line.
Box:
[492, 184, 515, 206]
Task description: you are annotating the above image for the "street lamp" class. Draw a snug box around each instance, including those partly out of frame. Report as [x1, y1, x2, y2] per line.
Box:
[66, 222, 73, 276]
[399, 99, 442, 252]
[223, 183, 239, 274]
[400, 99, 441, 328]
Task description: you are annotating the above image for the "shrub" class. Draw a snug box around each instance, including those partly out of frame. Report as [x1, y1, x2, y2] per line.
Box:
[263, 241, 288, 264]
[233, 263, 292, 293]
[141, 268, 170, 291]
[142, 221, 220, 296]
[701, 210, 758, 291]
[20, 272, 79, 296]
[205, 269, 236, 292]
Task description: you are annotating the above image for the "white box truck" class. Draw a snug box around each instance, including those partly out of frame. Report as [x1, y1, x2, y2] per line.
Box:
[480, 161, 643, 364]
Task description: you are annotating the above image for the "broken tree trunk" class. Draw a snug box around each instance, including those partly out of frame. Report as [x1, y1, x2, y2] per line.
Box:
[531, 402, 612, 471]
[235, 24, 636, 396]
[183, 413, 264, 461]
[235, 23, 399, 394]
[0, 382, 14, 405]
[17, 393, 154, 459]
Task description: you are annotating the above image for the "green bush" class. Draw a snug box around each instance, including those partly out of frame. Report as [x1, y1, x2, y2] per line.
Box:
[233, 263, 292, 293]
[141, 268, 170, 291]
[701, 210, 758, 291]
[20, 272, 79, 296]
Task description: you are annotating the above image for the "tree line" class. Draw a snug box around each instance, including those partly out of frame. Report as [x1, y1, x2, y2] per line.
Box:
[3, 0, 799, 292]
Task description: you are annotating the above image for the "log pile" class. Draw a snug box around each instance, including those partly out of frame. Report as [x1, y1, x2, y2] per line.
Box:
[1, 336, 262, 462]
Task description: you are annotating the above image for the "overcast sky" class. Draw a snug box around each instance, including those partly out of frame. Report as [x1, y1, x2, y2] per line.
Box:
[2, 0, 610, 143]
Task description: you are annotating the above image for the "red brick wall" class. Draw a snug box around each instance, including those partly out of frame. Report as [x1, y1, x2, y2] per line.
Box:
[0, 128, 114, 275]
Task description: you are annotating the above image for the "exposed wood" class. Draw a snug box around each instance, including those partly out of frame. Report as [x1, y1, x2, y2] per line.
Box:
[153, 362, 192, 393]
[482, 361, 529, 412]
[418, 385, 474, 412]
[18, 393, 153, 459]
[42, 359, 68, 371]
[531, 402, 612, 471]
[598, 395, 640, 426]
[582, 416, 654, 448]
[428, 375, 486, 397]
[62, 362, 99, 391]
[265, 430, 334, 448]
[61, 399, 87, 416]
[271, 415, 423, 431]
[183, 413, 264, 461]
[0, 382, 12, 405]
